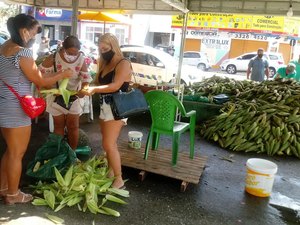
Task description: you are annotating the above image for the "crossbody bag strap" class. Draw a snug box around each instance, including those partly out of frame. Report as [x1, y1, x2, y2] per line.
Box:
[53, 52, 59, 89]
[112, 58, 133, 82]
[0, 79, 22, 101]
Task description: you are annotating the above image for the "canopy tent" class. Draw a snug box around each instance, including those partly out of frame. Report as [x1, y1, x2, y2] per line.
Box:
[78, 11, 132, 34]
[78, 12, 121, 22]
[4, 0, 300, 89]
[4, 0, 300, 16]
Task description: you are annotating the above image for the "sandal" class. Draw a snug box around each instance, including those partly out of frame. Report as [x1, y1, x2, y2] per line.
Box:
[4, 190, 33, 205]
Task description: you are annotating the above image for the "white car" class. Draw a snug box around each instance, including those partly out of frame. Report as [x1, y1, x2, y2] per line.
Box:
[121, 46, 203, 86]
[0, 30, 9, 45]
[220, 52, 284, 77]
[183, 51, 211, 71]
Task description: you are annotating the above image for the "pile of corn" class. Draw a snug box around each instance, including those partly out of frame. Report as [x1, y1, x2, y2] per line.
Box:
[201, 78, 300, 158]
[185, 76, 255, 99]
[32, 156, 129, 216]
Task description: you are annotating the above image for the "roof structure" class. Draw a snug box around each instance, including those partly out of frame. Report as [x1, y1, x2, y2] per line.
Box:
[4, 0, 300, 16]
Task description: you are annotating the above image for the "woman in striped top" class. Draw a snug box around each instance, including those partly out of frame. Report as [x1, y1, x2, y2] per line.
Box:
[0, 14, 72, 205]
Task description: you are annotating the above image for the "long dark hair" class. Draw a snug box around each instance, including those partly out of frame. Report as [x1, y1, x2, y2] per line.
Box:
[7, 13, 42, 47]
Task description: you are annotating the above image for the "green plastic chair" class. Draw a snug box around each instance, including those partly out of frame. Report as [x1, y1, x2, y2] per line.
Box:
[144, 90, 196, 166]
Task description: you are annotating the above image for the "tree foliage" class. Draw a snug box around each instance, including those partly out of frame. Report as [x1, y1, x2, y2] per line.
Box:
[0, 3, 19, 28]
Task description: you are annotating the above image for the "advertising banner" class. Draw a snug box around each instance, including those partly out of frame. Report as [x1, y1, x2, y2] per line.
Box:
[172, 13, 298, 36]
[35, 8, 72, 22]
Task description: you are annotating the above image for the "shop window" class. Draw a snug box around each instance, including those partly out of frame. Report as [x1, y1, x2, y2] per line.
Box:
[115, 28, 125, 45]
[85, 26, 102, 43]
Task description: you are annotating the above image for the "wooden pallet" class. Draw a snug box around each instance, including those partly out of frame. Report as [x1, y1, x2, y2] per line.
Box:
[118, 140, 207, 192]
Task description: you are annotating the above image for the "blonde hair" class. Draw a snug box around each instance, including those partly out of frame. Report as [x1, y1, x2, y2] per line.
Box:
[94, 33, 123, 84]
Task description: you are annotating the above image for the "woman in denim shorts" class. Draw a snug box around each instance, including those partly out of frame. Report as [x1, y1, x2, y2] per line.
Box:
[82, 33, 132, 189]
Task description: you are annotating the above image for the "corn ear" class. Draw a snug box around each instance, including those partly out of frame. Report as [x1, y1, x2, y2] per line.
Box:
[54, 167, 66, 187]
[32, 161, 41, 172]
[105, 194, 127, 204]
[100, 206, 120, 217]
[45, 213, 65, 224]
[44, 190, 55, 210]
[64, 165, 73, 187]
[67, 196, 83, 207]
[108, 188, 130, 198]
[32, 198, 48, 206]
[87, 200, 100, 214]
[99, 181, 113, 192]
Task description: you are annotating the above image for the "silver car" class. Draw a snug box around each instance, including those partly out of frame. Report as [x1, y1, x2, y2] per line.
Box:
[182, 51, 211, 71]
[220, 52, 284, 77]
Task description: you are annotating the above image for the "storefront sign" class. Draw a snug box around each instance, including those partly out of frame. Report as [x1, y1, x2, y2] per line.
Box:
[201, 37, 230, 50]
[44, 8, 62, 18]
[171, 13, 298, 36]
[35, 8, 72, 21]
[252, 16, 283, 33]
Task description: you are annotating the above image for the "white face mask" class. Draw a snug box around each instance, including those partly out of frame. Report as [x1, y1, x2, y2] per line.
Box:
[63, 51, 78, 62]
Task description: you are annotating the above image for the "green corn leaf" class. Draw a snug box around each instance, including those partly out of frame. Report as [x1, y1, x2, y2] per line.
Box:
[45, 213, 65, 224]
[60, 193, 79, 205]
[44, 190, 56, 210]
[69, 174, 85, 191]
[54, 167, 66, 187]
[54, 203, 66, 212]
[59, 78, 71, 105]
[82, 201, 88, 212]
[77, 203, 82, 211]
[40, 89, 60, 94]
[67, 196, 83, 207]
[64, 165, 73, 187]
[105, 194, 127, 204]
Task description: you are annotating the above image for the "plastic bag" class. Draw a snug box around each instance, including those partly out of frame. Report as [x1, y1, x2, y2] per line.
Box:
[26, 133, 76, 180]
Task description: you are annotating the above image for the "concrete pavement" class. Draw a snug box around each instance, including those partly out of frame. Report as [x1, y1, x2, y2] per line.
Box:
[0, 113, 299, 225]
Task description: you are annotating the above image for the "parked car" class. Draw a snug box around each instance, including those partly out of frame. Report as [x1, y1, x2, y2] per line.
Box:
[121, 46, 203, 87]
[0, 36, 6, 45]
[0, 30, 9, 45]
[183, 51, 211, 71]
[220, 52, 284, 77]
[155, 44, 175, 56]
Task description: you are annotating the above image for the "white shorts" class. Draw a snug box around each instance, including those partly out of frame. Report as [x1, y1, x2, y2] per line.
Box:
[46, 95, 82, 116]
[99, 101, 127, 124]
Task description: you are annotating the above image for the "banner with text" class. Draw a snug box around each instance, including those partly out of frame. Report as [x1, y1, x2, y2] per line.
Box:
[172, 13, 298, 36]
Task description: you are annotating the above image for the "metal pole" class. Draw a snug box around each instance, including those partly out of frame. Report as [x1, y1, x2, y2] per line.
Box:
[176, 12, 188, 88]
[175, 12, 188, 121]
[71, 0, 79, 36]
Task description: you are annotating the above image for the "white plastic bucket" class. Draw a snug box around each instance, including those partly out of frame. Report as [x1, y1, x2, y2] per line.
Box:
[245, 158, 278, 197]
[128, 131, 143, 149]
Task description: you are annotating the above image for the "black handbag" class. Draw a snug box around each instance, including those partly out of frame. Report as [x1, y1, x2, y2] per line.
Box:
[54, 95, 78, 110]
[111, 88, 149, 120]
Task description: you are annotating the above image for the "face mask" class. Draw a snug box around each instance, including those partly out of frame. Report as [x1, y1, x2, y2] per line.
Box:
[101, 50, 115, 62]
[63, 51, 78, 62]
[26, 38, 35, 48]
[23, 30, 35, 48]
